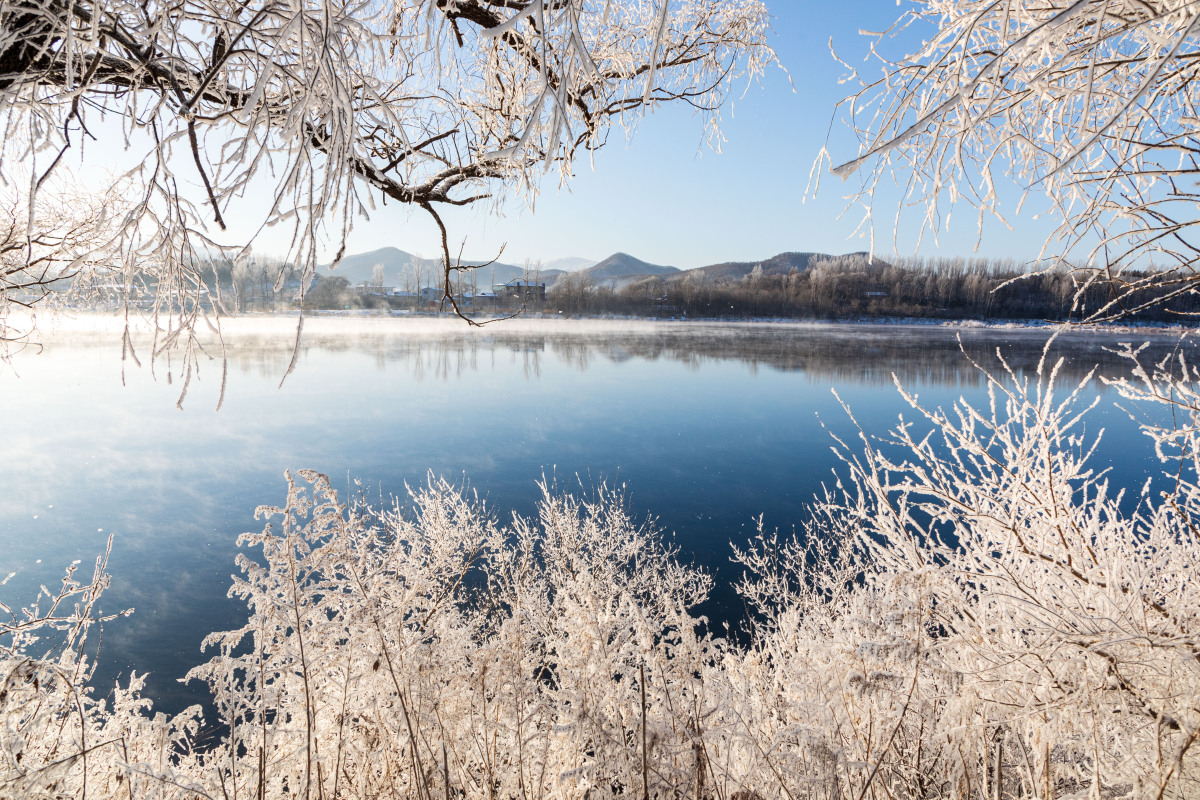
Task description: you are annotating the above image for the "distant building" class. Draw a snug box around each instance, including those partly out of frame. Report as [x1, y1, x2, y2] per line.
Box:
[495, 279, 546, 303]
[355, 282, 394, 295]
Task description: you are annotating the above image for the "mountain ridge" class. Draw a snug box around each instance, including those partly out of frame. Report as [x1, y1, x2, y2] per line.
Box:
[320, 247, 876, 289]
[585, 252, 679, 280]
[320, 247, 569, 288]
[680, 251, 874, 282]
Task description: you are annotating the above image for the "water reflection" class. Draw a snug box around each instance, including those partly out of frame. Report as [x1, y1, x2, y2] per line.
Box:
[73, 318, 1198, 389]
[3, 317, 1193, 718]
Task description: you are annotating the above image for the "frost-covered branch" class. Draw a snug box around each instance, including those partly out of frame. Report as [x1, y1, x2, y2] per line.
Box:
[824, 0, 1200, 319]
[0, 0, 773, 355]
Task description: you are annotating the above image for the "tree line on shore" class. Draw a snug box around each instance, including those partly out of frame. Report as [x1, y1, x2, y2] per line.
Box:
[551, 254, 1200, 322]
[83, 253, 1200, 324]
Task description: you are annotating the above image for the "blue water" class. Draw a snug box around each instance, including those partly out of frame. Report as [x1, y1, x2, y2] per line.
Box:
[0, 318, 1188, 715]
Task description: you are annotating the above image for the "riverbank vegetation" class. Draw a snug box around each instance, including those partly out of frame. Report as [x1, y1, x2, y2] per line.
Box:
[96, 251, 1200, 322]
[550, 255, 1200, 322]
[5, 345, 1199, 798]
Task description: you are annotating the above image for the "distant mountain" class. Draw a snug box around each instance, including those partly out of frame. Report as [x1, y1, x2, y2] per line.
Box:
[320, 248, 876, 292]
[682, 251, 874, 282]
[322, 247, 563, 289]
[541, 256, 598, 273]
[320, 247, 420, 285]
[586, 252, 679, 280]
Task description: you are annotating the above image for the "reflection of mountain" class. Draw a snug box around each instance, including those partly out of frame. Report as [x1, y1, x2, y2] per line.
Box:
[193, 321, 1194, 390]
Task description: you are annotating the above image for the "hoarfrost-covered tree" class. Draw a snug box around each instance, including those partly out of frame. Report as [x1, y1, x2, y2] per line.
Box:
[0, 184, 124, 340]
[726, 350, 1200, 797]
[0, 0, 773, 341]
[821, 0, 1200, 319]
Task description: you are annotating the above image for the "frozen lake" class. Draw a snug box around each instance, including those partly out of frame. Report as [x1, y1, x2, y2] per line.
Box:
[1, 316, 1191, 715]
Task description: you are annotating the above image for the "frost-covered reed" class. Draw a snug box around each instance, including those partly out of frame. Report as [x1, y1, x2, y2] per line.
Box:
[4, 347, 1200, 798]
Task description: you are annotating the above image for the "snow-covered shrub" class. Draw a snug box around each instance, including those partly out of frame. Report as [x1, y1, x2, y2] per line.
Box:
[182, 472, 715, 800]
[719, 347, 1200, 798]
[0, 540, 205, 798]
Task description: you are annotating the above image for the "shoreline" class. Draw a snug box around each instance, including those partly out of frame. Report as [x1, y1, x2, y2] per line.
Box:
[16, 308, 1198, 342]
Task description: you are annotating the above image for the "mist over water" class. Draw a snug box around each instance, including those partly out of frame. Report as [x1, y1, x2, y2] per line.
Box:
[2, 317, 1191, 715]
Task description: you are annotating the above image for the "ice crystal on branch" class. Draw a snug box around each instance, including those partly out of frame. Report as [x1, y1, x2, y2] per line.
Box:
[0, 0, 773, 349]
[825, 0, 1200, 318]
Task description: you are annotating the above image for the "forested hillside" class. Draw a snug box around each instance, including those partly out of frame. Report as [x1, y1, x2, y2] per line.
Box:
[551, 254, 1200, 321]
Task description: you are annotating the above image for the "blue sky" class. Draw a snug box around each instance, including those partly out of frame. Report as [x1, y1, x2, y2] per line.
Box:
[247, 2, 1055, 270]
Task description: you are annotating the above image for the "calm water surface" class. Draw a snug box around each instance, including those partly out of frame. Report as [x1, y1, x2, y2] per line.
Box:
[1, 317, 1191, 714]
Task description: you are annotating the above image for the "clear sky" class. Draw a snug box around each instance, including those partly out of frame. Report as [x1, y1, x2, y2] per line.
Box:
[232, 2, 1055, 270]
